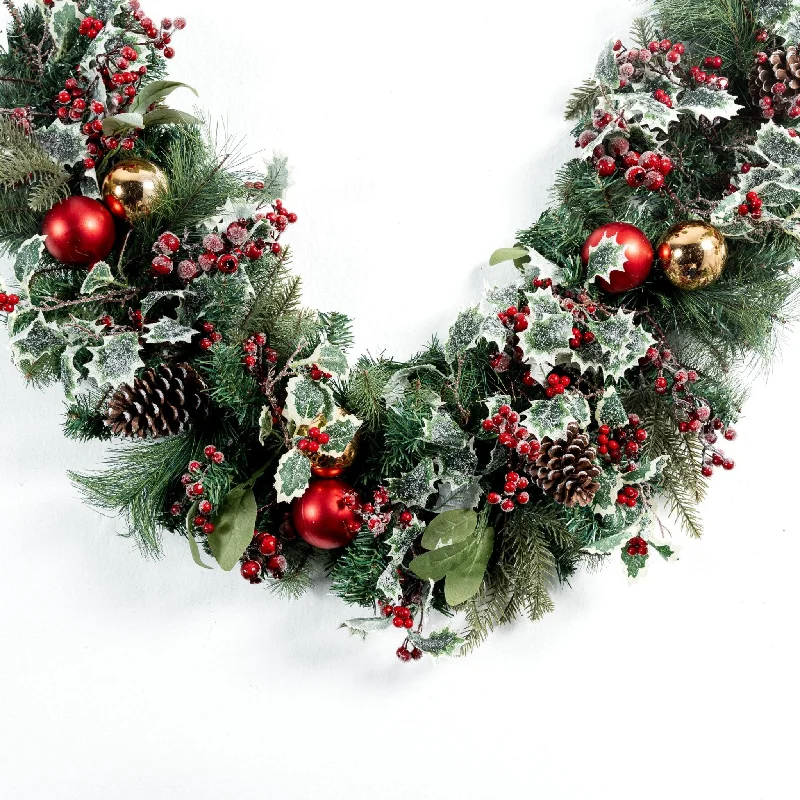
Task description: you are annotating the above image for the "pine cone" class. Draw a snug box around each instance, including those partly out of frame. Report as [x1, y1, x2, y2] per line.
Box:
[749, 45, 800, 118]
[534, 422, 601, 508]
[105, 362, 209, 439]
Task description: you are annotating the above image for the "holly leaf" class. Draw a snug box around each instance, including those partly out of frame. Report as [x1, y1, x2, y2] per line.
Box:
[80, 261, 116, 295]
[436, 444, 478, 478]
[650, 541, 677, 561]
[623, 455, 670, 484]
[377, 521, 424, 603]
[142, 317, 198, 345]
[617, 91, 680, 132]
[13, 235, 46, 296]
[293, 338, 349, 378]
[177, 276, 214, 324]
[141, 289, 184, 317]
[584, 529, 635, 555]
[752, 120, 800, 171]
[594, 38, 619, 87]
[524, 248, 566, 285]
[521, 393, 590, 441]
[621, 548, 649, 579]
[445, 306, 483, 362]
[586, 309, 656, 381]
[320, 411, 362, 457]
[489, 247, 529, 266]
[382, 365, 446, 411]
[482, 280, 522, 310]
[340, 616, 393, 639]
[284, 374, 334, 426]
[48, 1, 83, 56]
[407, 627, 467, 660]
[60, 346, 82, 401]
[206, 485, 258, 571]
[584, 230, 630, 285]
[274, 449, 312, 504]
[258, 406, 273, 445]
[389, 458, 437, 508]
[129, 81, 198, 115]
[185, 501, 213, 570]
[517, 304, 574, 370]
[422, 411, 469, 451]
[409, 521, 494, 606]
[677, 86, 743, 123]
[35, 119, 86, 168]
[10, 311, 67, 367]
[433, 478, 484, 512]
[592, 468, 625, 518]
[595, 385, 628, 427]
[421, 509, 477, 550]
[84, 332, 144, 388]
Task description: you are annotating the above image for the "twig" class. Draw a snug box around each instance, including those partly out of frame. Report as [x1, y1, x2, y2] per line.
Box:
[39, 288, 140, 312]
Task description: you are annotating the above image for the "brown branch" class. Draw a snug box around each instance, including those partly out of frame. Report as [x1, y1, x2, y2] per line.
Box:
[0, 75, 38, 86]
[39, 288, 140, 312]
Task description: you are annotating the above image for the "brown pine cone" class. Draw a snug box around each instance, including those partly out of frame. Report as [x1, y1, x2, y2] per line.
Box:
[749, 45, 800, 118]
[534, 422, 601, 508]
[105, 362, 209, 439]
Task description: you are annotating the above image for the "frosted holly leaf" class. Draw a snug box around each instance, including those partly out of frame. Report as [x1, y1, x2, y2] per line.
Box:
[622, 455, 670, 484]
[389, 458, 437, 508]
[584, 231, 629, 285]
[381, 365, 446, 411]
[618, 91, 680, 132]
[584, 528, 634, 555]
[340, 616, 393, 639]
[202, 198, 261, 231]
[84, 332, 144, 388]
[523, 249, 566, 286]
[677, 86, 743, 123]
[568, 338, 604, 375]
[377, 521, 424, 603]
[177, 278, 214, 324]
[621, 548, 649, 580]
[143, 318, 198, 345]
[261, 153, 291, 201]
[285, 375, 334, 426]
[80, 262, 116, 295]
[79, 168, 101, 200]
[521, 393, 590, 442]
[483, 281, 522, 310]
[518, 311, 574, 370]
[293, 339, 349, 378]
[36, 120, 87, 168]
[320, 412, 362, 458]
[433, 478, 483, 512]
[445, 306, 483, 362]
[595, 385, 628, 427]
[274, 449, 312, 504]
[710, 193, 757, 238]
[437, 444, 478, 478]
[407, 627, 466, 660]
[594, 38, 619, 87]
[587, 308, 655, 362]
[258, 406, 273, 445]
[48, 1, 82, 56]
[754, 181, 800, 208]
[484, 394, 512, 416]
[60, 347, 82, 400]
[762, 0, 800, 39]
[752, 121, 800, 170]
[423, 411, 468, 450]
[10, 312, 67, 366]
[592, 468, 625, 518]
[479, 312, 509, 352]
[90, 0, 125, 21]
[523, 287, 563, 317]
[13, 235, 46, 296]
[141, 290, 184, 317]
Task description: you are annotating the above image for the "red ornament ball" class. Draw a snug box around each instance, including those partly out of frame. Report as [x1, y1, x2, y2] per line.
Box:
[581, 222, 653, 294]
[42, 196, 116, 265]
[291, 478, 361, 550]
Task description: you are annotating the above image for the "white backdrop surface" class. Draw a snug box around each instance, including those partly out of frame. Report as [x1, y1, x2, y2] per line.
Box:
[1, 2, 798, 798]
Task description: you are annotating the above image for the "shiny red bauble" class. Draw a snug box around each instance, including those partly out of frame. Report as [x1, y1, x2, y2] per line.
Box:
[580, 222, 653, 294]
[291, 478, 361, 550]
[42, 196, 116, 265]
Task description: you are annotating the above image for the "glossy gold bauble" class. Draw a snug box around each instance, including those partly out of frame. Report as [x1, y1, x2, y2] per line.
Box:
[101, 158, 168, 222]
[296, 412, 361, 478]
[658, 221, 727, 290]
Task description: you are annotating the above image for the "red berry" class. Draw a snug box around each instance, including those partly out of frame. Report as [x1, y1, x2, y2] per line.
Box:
[151, 255, 173, 276]
[241, 560, 261, 580]
[596, 156, 616, 177]
[625, 166, 647, 187]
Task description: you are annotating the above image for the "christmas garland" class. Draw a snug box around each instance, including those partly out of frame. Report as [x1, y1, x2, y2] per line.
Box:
[2, 0, 799, 663]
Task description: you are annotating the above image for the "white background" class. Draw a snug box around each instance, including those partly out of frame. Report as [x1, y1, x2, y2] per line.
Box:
[1, 2, 798, 798]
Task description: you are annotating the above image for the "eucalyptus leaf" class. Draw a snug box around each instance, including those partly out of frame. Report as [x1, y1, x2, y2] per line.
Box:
[489, 247, 529, 266]
[130, 80, 198, 115]
[102, 112, 145, 136]
[420, 509, 477, 550]
[185, 501, 213, 569]
[143, 108, 201, 128]
[207, 485, 258, 571]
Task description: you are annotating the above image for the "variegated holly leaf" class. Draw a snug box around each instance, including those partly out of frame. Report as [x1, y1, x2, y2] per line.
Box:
[436, 444, 478, 478]
[592, 468, 625, 518]
[483, 394, 512, 418]
[617, 91, 680, 132]
[433, 478, 483, 512]
[759, 0, 800, 40]
[622, 455, 670, 484]
[407, 627, 467, 660]
[523, 248, 566, 285]
[480, 312, 510, 352]
[584, 230, 630, 285]
[677, 86, 743, 123]
[260, 153, 291, 200]
[142, 318, 198, 345]
[80, 262, 116, 295]
[340, 616, 393, 639]
[177, 277, 214, 324]
[586, 309, 656, 381]
[584, 528, 633, 555]
[650, 540, 678, 561]
[517, 307, 574, 370]
[10, 312, 67, 367]
[48, 1, 83, 56]
[141, 289, 185, 317]
[382, 365, 446, 411]
[389, 458, 437, 508]
[320, 411, 362, 458]
[201, 197, 261, 232]
[422, 411, 468, 450]
[377, 521, 424, 603]
[60, 346, 82, 400]
[284, 375, 334, 426]
[445, 306, 483, 362]
[84, 332, 144, 388]
[594, 38, 619, 87]
[595, 385, 628, 427]
[293, 338, 349, 378]
[752, 120, 800, 171]
[274, 449, 312, 504]
[36, 119, 87, 168]
[13, 235, 46, 296]
[521, 393, 590, 442]
[621, 547, 649, 579]
[258, 406, 273, 445]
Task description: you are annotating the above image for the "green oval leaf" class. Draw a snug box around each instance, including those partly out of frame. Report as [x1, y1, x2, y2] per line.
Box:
[489, 247, 529, 266]
[420, 509, 477, 550]
[207, 485, 258, 571]
[185, 501, 213, 569]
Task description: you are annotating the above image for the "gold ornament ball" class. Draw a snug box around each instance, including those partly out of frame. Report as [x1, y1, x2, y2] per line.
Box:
[101, 158, 168, 222]
[658, 221, 728, 290]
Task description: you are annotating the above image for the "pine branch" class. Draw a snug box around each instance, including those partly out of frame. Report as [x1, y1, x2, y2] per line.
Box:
[564, 79, 602, 121]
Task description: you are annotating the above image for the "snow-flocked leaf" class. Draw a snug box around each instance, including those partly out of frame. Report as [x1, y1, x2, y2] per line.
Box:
[293, 338, 349, 378]
[621, 547, 649, 579]
[592, 468, 625, 518]
[320, 412, 362, 458]
[13, 235, 46, 296]
[422, 411, 468, 451]
[381, 365, 445, 411]
[48, 1, 82, 55]
[622, 455, 670, 484]
[377, 521, 424, 603]
[84, 332, 144, 388]
[677, 86, 743, 123]
[285, 375, 334, 426]
[142, 317, 198, 345]
[60, 346, 82, 400]
[340, 616, 393, 638]
[258, 406, 273, 445]
[522, 393, 590, 442]
[274, 449, 312, 504]
[617, 91, 680, 131]
[445, 306, 483, 362]
[594, 38, 619, 87]
[141, 289, 185, 317]
[80, 261, 116, 295]
[389, 458, 437, 508]
[36, 119, 86, 167]
[586, 309, 656, 381]
[433, 479, 484, 512]
[584, 529, 633, 555]
[595, 385, 628, 427]
[407, 627, 467, 660]
[584, 230, 630, 285]
[9, 312, 66, 367]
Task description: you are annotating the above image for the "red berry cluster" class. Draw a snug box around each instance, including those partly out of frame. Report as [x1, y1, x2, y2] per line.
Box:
[198, 320, 223, 351]
[170, 445, 226, 526]
[128, 2, 187, 60]
[616, 485, 641, 508]
[244, 180, 266, 190]
[531, 277, 553, 290]
[623, 151, 673, 190]
[646, 347, 697, 396]
[596, 414, 647, 465]
[307, 363, 333, 382]
[569, 324, 596, 349]
[78, 17, 104, 38]
[382, 603, 415, 630]
[296, 426, 330, 454]
[242, 332, 278, 370]
[240, 531, 286, 583]
[396, 643, 423, 662]
[487, 471, 530, 513]
[481, 404, 540, 462]
[346, 486, 393, 535]
[544, 371, 571, 398]
[497, 304, 530, 333]
[625, 536, 648, 557]
[0, 291, 20, 315]
[652, 88, 674, 108]
[689, 56, 729, 90]
[737, 191, 763, 219]
[263, 199, 298, 232]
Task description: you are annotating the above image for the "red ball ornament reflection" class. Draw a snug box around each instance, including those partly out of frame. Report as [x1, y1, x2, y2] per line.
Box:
[42, 196, 116, 265]
[291, 478, 361, 549]
[580, 222, 653, 294]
